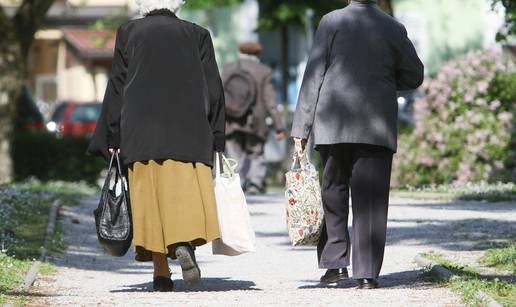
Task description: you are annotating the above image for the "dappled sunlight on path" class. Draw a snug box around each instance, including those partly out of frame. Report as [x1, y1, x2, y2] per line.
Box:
[27, 194, 513, 306]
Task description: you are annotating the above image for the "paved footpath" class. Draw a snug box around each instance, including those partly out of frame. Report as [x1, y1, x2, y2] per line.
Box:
[29, 193, 516, 306]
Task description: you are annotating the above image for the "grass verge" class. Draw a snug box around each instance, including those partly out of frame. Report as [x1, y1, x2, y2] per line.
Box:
[480, 244, 516, 275]
[0, 181, 97, 306]
[423, 251, 516, 307]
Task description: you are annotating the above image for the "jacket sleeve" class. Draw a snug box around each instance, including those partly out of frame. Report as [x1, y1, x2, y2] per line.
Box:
[105, 26, 128, 148]
[394, 25, 424, 90]
[263, 72, 284, 132]
[200, 29, 226, 152]
[291, 15, 332, 139]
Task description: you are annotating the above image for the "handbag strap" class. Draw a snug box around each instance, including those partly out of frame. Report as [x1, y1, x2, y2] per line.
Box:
[114, 152, 127, 191]
[102, 152, 117, 191]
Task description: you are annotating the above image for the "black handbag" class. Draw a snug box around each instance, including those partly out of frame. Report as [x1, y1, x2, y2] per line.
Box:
[94, 151, 133, 257]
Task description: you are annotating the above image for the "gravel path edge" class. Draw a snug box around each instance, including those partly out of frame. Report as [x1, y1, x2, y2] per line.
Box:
[414, 254, 503, 307]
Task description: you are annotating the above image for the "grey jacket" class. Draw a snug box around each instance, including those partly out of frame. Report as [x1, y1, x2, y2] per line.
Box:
[291, 2, 424, 152]
[223, 58, 284, 141]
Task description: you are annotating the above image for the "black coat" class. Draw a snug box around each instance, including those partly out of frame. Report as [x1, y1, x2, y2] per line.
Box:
[291, 2, 424, 152]
[87, 9, 225, 166]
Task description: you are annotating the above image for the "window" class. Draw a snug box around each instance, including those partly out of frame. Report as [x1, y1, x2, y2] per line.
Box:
[69, 104, 101, 123]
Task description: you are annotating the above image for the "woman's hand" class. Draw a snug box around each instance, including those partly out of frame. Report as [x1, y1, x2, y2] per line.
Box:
[109, 148, 121, 154]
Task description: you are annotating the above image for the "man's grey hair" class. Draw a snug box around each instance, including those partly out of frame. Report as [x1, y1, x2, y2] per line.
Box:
[135, 0, 185, 15]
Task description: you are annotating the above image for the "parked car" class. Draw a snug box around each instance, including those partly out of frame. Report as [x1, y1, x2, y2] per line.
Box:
[47, 102, 101, 137]
[397, 89, 424, 127]
[16, 86, 45, 132]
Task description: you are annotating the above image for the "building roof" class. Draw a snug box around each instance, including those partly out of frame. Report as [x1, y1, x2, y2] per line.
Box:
[2, 2, 138, 26]
[63, 28, 116, 60]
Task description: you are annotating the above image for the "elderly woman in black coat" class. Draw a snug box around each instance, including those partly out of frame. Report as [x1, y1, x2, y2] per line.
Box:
[88, 0, 225, 292]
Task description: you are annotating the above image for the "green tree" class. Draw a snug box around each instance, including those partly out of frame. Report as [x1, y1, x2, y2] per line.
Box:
[493, 0, 516, 42]
[0, 1, 56, 183]
[184, 0, 243, 10]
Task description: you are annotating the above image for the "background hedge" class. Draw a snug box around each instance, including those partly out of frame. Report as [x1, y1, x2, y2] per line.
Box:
[11, 133, 105, 184]
[392, 50, 516, 187]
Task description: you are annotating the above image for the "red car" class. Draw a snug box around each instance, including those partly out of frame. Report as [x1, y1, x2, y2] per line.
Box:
[47, 102, 102, 137]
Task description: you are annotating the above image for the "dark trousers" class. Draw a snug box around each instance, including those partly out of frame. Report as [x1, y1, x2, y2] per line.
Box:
[225, 132, 267, 190]
[316, 143, 393, 279]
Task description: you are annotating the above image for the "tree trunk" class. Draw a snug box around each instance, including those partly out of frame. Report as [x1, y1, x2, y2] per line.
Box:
[0, 31, 24, 184]
[0, 1, 56, 183]
[280, 24, 289, 107]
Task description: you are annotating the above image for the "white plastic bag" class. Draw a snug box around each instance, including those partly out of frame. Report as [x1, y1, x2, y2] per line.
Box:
[212, 153, 256, 256]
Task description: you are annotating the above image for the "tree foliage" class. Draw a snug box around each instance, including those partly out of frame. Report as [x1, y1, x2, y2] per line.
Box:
[183, 0, 243, 10]
[493, 0, 516, 42]
[257, 0, 393, 31]
[257, 0, 346, 31]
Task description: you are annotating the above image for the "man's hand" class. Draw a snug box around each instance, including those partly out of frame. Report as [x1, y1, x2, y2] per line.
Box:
[109, 148, 120, 154]
[293, 137, 308, 157]
[293, 138, 307, 149]
[276, 131, 286, 141]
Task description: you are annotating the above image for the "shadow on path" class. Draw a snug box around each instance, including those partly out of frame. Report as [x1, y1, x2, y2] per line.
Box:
[298, 270, 430, 290]
[386, 218, 515, 251]
[111, 278, 261, 293]
[392, 201, 516, 213]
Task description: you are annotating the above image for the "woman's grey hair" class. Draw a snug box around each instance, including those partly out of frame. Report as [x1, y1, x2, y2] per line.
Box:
[135, 0, 185, 15]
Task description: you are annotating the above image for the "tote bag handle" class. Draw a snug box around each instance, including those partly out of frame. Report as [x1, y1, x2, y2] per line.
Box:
[215, 152, 238, 179]
[291, 139, 310, 171]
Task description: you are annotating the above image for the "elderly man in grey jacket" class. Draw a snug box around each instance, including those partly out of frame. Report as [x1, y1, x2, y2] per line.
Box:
[224, 43, 285, 194]
[291, 0, 424, 289]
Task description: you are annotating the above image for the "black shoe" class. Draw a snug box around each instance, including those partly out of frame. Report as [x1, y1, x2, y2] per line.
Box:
[356, 278, 378, 289]
[246, 183, 266, 195]
[320, 268, 349, 284]
[246, 185, 260, 195]
[153, 276, 174, 292]
[175, 244, 201, 286]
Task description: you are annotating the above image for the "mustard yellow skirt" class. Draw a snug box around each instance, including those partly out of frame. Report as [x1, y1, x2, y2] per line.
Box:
[128, 160, 220, 262]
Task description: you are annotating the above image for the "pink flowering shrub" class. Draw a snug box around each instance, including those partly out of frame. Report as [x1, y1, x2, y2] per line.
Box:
[392, 50, 516, 186]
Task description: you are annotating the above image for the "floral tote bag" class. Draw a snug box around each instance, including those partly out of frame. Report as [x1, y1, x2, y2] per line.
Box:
[284, 140, 324, 246]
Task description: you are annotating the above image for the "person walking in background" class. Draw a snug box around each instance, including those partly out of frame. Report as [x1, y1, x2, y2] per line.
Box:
[223, 42, 285, 195]
[87, 0, 225, 292]
[291, 0, 424, 289]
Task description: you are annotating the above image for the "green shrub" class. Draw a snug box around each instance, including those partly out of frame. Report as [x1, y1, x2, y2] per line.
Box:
[480, 244, 516, 274]
[11, 132, 105, 184]
[393, 51, 516, 187]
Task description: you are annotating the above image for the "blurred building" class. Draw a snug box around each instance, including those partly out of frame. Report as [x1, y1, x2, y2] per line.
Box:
[0, 0, 137, 115]
[32, 0, 137, 110]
